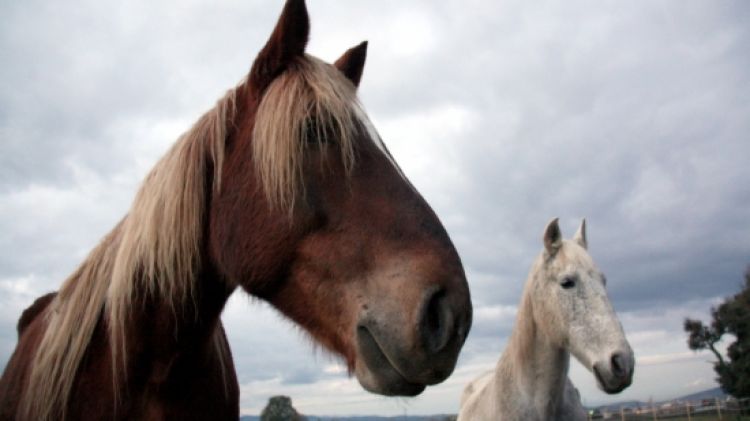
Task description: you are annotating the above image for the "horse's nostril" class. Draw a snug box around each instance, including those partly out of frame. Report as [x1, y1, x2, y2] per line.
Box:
[420, 288, 453, 354]
[611, 352, 626, 378]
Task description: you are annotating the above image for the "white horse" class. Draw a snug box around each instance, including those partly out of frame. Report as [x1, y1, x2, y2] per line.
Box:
[458, 219, 634, 421]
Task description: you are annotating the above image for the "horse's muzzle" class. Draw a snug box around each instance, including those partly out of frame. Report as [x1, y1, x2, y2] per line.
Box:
[353, 282, 472, 396]
[593, 350, 635, 394]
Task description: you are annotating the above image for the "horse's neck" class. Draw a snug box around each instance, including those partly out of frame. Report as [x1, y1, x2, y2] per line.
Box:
[495, 288, 570, 418]
[125, 266, 235, 379]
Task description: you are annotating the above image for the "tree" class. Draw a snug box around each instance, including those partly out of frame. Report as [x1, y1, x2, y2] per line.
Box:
[260, 395, 305, 421]
[684, 267, 750, 398]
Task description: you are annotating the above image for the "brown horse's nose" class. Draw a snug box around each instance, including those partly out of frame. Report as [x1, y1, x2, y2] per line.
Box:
[419, 288, 459, 355]
[354, 277, 471, 389]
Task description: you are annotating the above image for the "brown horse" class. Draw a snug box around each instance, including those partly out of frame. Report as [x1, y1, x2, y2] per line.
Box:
[0, 1, 472, 420]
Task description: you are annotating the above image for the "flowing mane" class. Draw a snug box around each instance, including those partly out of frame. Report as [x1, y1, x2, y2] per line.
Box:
[19, 52, 370, 420]
[21, 87, 237, 420]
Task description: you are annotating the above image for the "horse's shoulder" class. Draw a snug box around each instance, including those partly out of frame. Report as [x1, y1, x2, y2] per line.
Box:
[17, 291, 57, 336]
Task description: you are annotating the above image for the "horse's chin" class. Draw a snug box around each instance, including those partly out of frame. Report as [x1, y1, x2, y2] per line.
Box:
[353, 326, 426, 396]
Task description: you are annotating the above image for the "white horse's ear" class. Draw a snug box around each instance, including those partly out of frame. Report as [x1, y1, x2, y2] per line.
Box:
[544, 218, 562, 256]
[573, 218, 587, 249]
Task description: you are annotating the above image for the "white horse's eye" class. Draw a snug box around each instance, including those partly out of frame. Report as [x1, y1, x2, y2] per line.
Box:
[560, 276, 576, 289]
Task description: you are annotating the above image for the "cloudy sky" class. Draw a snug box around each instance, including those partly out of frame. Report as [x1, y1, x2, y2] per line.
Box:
[1, 0, 749, 416]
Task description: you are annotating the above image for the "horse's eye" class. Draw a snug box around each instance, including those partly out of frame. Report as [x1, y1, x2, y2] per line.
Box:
[303, 120, 321, 144]
[561, 277, 576, 289]
[303, 118, 332, 145]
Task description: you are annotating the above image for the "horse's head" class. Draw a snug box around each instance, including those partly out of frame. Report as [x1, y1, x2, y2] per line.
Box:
[208, 0, 471, 396]
[532, 219, 634, 394]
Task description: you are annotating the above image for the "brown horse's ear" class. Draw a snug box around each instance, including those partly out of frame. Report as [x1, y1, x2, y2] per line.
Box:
[544, 218, 563, 256]
[248, 0, 309, 92]
[573, 218, 587, 250]
[334, 41, 368, 87]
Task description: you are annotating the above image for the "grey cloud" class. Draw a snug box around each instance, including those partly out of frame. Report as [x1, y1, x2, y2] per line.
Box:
[282, 369, 321, 386]
[367, 1, 750, 314]
[0, 0, 280, 190]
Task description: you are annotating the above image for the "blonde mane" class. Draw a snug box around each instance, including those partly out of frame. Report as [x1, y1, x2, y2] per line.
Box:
[21, 87, 236, 420]
[253, 55, 361, 210]
[20, 54, 370, 420]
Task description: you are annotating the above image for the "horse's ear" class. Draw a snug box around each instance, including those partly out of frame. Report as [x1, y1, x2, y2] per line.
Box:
[248, 0, 309, 92]
[334, 41, 368, 87]
[544, 218, 563, 256]
[573, 218, 587, 249]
